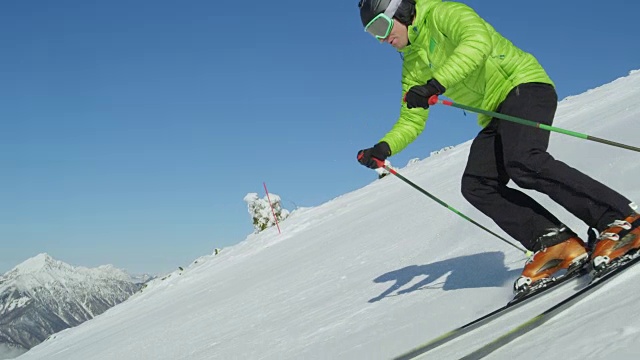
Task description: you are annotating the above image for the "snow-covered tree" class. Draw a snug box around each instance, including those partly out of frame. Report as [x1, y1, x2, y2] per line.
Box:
[243, 193, 290, 233]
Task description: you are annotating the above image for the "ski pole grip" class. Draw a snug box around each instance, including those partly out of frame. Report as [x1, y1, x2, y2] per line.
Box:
[428, 95, 439, 106]
[357, 152, 385, 169]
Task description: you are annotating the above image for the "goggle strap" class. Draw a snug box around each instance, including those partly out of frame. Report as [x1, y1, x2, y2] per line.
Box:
[383, 0, 403, 19]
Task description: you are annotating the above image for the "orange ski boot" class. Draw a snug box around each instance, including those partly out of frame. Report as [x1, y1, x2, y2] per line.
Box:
[514, 229, 588, 293]
[591, 213, 640, 272]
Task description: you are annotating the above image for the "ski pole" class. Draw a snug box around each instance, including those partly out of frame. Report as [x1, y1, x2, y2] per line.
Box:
[362, 155, 531, 255]
[427, 96, 640, 153]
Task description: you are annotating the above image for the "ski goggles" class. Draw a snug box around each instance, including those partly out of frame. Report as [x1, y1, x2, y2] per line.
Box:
[364, 0, 403, 40]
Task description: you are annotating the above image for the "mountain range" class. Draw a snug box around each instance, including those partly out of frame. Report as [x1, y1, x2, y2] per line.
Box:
[0, 254, 144, 359]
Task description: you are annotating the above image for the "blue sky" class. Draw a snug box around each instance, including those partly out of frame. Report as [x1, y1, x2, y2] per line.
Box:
[2, 0, 639, 275]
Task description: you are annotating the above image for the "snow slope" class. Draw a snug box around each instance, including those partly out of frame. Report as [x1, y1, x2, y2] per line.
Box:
[17, 70, 640, 360]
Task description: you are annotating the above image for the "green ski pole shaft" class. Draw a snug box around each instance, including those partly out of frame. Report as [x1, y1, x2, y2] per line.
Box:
[428, 96, 640, 153]
[361, 155, 530, 255]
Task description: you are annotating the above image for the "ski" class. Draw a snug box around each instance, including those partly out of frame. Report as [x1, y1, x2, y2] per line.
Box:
[392, 266, 587, 360]
[459, 252, 640, 360]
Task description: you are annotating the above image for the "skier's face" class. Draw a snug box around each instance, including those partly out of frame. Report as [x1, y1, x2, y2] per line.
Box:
[380, 19, 408, 50]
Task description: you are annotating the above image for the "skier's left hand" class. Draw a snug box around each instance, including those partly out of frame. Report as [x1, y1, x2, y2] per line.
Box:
[357, 142, 391, 169]
[404, 79, 446, 109]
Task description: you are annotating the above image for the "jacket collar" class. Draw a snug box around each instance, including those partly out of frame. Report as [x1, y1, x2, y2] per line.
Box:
[404, 0, 441, 52]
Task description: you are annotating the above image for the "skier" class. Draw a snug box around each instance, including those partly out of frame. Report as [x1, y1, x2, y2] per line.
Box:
[355, 0, 640, 291]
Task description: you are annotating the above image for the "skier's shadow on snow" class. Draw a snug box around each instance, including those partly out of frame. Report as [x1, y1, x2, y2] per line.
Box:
[368, 251, 522, 303]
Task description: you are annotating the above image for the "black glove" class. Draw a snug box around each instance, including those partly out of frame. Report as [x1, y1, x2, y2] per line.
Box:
[357, 142, 391, 169]
[404, 79, 446, 109]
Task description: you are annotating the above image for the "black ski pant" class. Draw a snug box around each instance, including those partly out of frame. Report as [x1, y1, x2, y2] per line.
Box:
[460, 83, 632, 251]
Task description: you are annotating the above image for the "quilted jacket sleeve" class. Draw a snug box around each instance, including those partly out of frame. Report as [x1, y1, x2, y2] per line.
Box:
[379, 67, 430, 155]
[430, 2, 492, 89]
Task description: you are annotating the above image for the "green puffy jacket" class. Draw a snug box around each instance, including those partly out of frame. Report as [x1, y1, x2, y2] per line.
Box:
[380, 0, 554, 155]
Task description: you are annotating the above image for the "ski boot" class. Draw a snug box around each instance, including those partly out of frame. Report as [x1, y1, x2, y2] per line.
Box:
[591, 213, 640, 273]
[514, 228, 588, 293]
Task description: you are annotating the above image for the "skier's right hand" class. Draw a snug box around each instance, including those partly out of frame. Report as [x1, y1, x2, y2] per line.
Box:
[404, 79, 446, 109]
[357, 142, 391, 169]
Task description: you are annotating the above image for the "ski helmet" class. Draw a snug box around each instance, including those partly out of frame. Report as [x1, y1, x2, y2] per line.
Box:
[358, 0, 415, 28]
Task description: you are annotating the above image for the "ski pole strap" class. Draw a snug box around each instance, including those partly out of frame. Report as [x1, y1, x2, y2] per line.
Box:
[428, 96, 640, 153]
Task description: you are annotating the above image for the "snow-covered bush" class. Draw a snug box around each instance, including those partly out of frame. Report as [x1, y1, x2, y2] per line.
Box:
[430, 146, 455, 157]
[406, 158, 421, 167]
[243, 193, 290, 233]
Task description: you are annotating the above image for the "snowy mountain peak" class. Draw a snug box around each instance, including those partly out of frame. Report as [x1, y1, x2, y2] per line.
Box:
[12, 253, 66, 274]
[2, 254, 133, 286]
